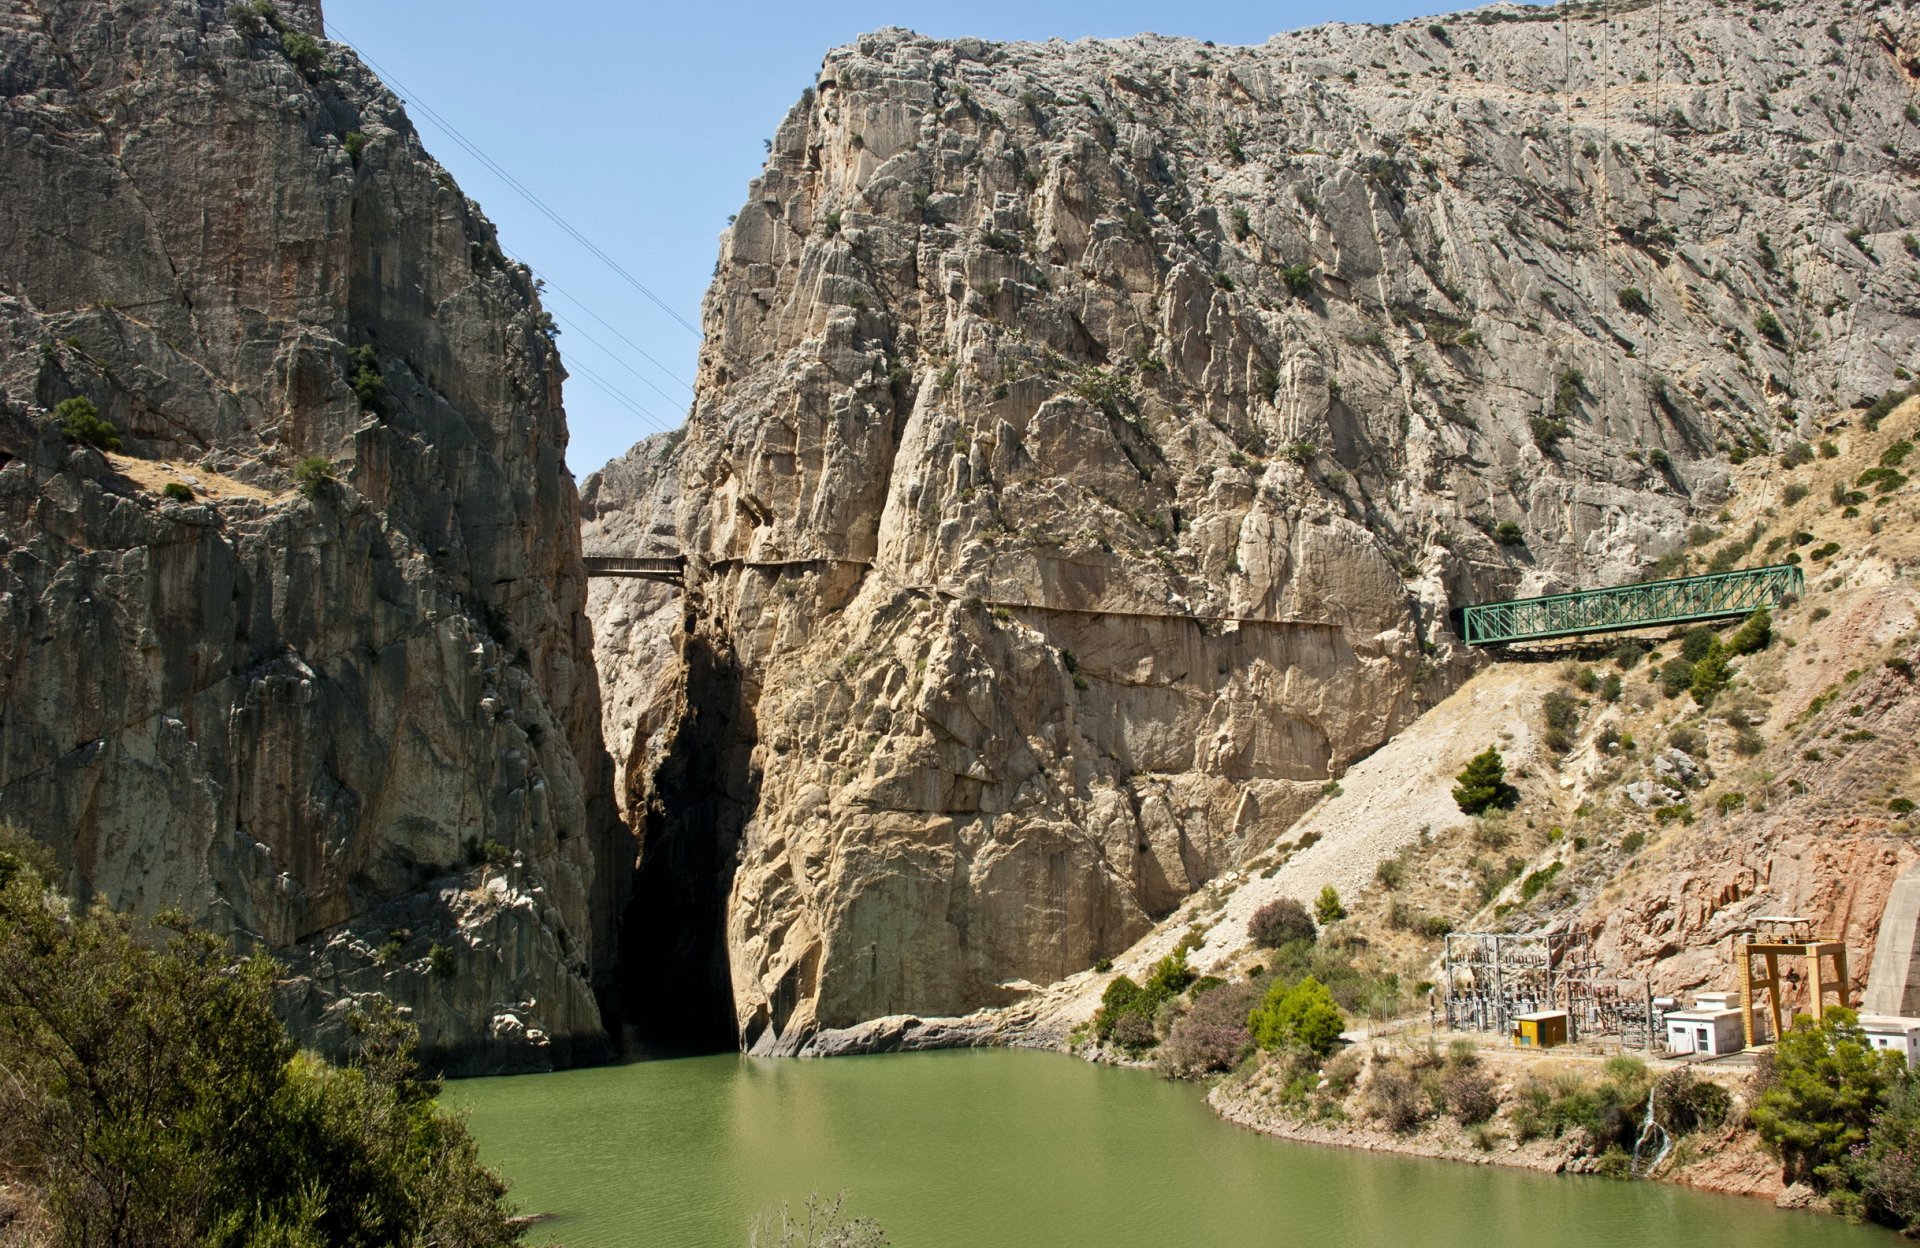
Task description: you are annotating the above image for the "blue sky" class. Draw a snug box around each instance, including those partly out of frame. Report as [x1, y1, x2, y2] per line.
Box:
[321, 1, 1536, 477]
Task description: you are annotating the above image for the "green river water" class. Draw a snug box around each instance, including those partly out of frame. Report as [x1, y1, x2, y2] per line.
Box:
[449, 1048, 1892, 1248]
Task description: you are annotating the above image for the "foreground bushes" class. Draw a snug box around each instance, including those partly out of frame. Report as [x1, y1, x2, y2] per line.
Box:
[0, 834, 524, 1248]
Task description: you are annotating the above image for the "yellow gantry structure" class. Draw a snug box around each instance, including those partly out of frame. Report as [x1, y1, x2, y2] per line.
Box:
[1737, 917, 1850, 1048]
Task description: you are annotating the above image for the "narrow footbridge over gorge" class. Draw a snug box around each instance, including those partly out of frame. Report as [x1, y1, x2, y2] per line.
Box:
[582, 554, 686, 585]
[1462, 564, 1804, 647]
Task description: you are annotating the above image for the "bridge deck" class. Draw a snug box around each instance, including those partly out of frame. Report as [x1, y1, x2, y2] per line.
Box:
[582, 554, 685, 583]
[1463, 563, 1803, 647]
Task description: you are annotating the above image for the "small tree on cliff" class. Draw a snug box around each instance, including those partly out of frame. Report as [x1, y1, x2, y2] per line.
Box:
[1314, 885, 1346, 925]
[1453, 747, 1519, 815]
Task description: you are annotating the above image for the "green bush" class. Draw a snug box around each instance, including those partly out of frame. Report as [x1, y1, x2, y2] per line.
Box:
[1679, 627, 1719, 663]
[1854, 1072, 1920, 1233]
[1660, 657, 1696, 698]
[1247, 975, 1345, 1056]
[1725, 608, 1772, 656]
[1616, 286, 1649, 314]
[280, 31, 325, 73]
[1494, 520, 1525, 545]
[1542, 690, 1579, 753]
[162, 482, 194, 502]
[229, 0, 280, 36]
[1689, 644, 1731, 706]
[1779, 441, 1814, 469]
[293, 455, 335, 499]
[348, 345, 386, 410]
[1752, 1007, 1904, 1187]
[55, 396, 120, 451]
[0, 842, 524, 1247]
[343, 130, 368, 165]
[1452, 748, 1518, 815]
[1092, 951, 1194, 1050]
[1314, 885, 1346, 925]
[1518, 861, 1563, 902]
[1754, 310, 1787, 344]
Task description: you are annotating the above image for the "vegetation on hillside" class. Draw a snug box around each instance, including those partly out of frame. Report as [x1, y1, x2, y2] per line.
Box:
[0, 831, 525, 1248]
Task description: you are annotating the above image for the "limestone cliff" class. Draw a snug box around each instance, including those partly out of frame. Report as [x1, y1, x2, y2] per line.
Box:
[0, 0, 622, 1073]
[589, 1, 1920, 1051]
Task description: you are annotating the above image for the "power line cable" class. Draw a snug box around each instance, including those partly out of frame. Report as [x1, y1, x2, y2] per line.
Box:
[326, 23, 702, 338]
[564, 355, 676, 434]
[546, 306, 693, 414]
[527, 270, 696, 396]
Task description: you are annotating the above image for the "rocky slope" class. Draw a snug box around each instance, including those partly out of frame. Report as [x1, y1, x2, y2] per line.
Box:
[0, 0, 622, 1073]
[587, 0, 1920, 1052]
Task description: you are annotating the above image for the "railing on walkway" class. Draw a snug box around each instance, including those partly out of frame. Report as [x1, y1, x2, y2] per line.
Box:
[1462, 564, 1803, 647]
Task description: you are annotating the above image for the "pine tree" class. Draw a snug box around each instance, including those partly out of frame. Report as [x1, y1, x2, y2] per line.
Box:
[1452, 747, 1518, 815]
[1314, 884, 1346, 925]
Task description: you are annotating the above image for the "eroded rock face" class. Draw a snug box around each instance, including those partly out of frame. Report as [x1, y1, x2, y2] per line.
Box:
[590, 3, 1920, 1050]
[0, 0, 621, 1073]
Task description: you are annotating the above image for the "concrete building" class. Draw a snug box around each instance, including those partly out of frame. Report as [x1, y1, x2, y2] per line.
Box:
[1860, 1015, 1920, 1067]
[1665, 992, 1745, 1057]
[1866, 862, 1920, 1017]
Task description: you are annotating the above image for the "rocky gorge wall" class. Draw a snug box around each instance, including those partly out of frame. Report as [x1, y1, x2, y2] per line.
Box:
[0, 0, 622, 1073]
[586, 1, 1920, 1053]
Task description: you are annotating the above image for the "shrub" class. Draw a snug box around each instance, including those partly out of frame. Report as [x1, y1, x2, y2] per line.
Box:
[1440, 1060, 1499, 1125]
[1279, 264, 1312, 296]
[1891, 797, 1916, 815]
[1314, 885, 1346, 925]
[1620, 830, 1646, 854]
[1248, 897, 1317, 949]
[1529, 415, 1569, 451]
[1452, 748, 1518, 815]
[280, 31, 325, 73]
[1689, 645, 1731, 706]
[1600, 673, 1623, 702]
[1610, 641, 1644, 671]
[1725, 608, 1772, 656]
[55, 396, 120, 451]
[1518, 862, 1564, 902]
[1160, 980, 1257, 1077]
[348, 345, 386, 410]
[1752, 1007, 1903, 1186]
[1855, 1073, 1920, 1233]
[1653, 1068, 1731, 1136]
[0, 844, 524, 1248]
[229, 0, 280, 36]
[1542, 691, 1579, 753]
[1375, 857, 1406, 891]
[1367, 1061, 1430, 1133]
[293, 455, 336, 499]
[1616, 286, 1649, 314]
[1093, 951, 1194, 1050]
[1679, 627, 1719, 663]
[1247, 976, 1345, 1057]
[162, 482, 194, 501]
[1660, 658, 1696, 698]
[343, 129, 368, 165]
[1754, 310, 1787, 344]
[428, 943, 457, 979]
[1494, 520, 1525, 545]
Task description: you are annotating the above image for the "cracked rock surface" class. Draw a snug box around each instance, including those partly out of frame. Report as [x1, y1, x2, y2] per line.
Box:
[587, 1, 1920, 1053]
[0, 0, 622, 1073]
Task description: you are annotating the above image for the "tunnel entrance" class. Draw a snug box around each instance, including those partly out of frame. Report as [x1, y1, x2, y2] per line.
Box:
[617, 629, 757, 1052]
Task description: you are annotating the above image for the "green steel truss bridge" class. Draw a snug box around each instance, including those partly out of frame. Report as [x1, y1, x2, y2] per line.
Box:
[1462, 564, 1804, 647]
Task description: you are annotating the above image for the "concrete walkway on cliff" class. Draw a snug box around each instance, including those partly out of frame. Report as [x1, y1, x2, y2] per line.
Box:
[801, 661, 1569, 1055]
